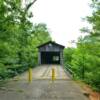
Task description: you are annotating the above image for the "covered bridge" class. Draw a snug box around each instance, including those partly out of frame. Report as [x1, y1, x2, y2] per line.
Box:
[37, 41, 65, 65]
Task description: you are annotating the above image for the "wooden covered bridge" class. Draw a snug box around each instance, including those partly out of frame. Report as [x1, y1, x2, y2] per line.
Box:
[37, 41, 65, 65]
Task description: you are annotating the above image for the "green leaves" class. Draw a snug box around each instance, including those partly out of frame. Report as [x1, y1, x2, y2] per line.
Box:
[64, 48, 75, 66]
[78, 0, 100, 90]
[64, 30, 100, 91]
[70, 36, 100, 91]
[0, 0, 51, 79]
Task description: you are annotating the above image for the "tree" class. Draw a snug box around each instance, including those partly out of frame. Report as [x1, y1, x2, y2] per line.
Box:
[0, 0, 51, 79]
[28, 23, 51, 66]
[64, 48, 75, 66]
[70, 0, 100, 91]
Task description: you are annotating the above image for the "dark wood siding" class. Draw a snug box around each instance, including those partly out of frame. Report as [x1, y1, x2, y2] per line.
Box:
[38, 41, 64, 65]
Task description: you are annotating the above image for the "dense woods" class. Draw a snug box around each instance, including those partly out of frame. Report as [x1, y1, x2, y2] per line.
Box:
[0, 0, 51, 79]
[64, 0, 100, 91]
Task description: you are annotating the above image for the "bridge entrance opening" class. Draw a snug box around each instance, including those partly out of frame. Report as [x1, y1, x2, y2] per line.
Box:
[41, 52, 60, 64]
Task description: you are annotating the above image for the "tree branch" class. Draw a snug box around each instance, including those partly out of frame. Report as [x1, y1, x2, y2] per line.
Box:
[25, 0, 37, 12]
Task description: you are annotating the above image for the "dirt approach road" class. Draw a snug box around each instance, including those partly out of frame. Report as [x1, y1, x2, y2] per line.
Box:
[0, 65, 88, 100]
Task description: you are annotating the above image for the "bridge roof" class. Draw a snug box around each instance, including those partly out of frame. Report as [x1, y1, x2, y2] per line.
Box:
[37, 41, 65, 49]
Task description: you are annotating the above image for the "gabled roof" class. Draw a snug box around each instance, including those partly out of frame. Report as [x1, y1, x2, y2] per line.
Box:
[37, 41, 65, 48]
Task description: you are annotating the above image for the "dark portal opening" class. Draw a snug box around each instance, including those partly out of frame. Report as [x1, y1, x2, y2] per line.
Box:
[41, 52, 60, 64]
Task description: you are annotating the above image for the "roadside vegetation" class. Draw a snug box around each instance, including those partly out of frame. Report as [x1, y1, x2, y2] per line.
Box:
[64, 0, 100, 92]
[0, 0, 51, 80]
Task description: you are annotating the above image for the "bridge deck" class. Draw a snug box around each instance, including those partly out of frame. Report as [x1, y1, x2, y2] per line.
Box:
[0, 65, 88, 100]
[20, 65, 69, 80]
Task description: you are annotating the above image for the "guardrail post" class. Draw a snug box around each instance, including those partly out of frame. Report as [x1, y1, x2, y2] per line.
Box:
[52, 68, 55, 82]
[28, 68, 32, 83]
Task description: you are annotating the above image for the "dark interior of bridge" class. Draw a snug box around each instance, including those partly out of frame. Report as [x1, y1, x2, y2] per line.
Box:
[41, 52, 60, 64]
